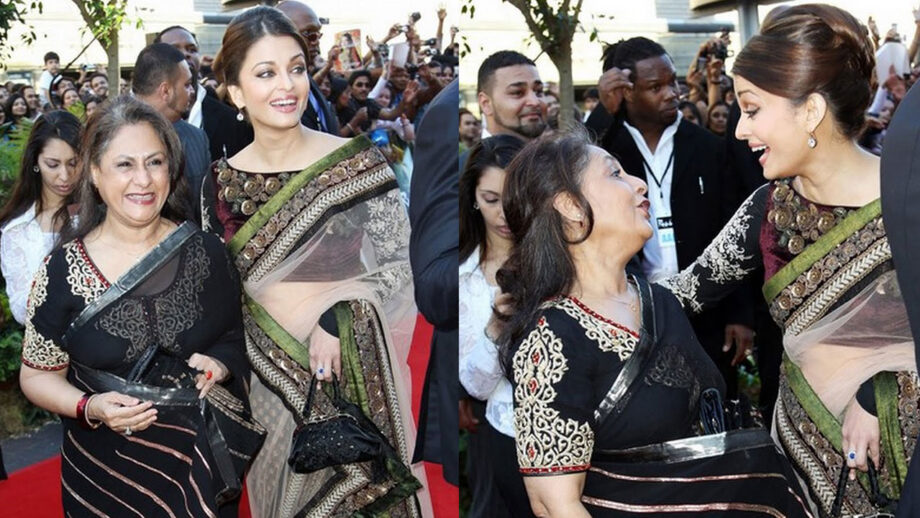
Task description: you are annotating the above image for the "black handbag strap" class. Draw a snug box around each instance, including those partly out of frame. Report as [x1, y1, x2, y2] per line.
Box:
[300, 373, 343, 423]
[63, 222, 196, 348]
[831, 457, 892, 517]
[594, 275, 657, 426]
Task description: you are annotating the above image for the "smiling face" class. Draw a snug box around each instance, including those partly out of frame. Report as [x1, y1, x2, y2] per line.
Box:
[577, 146, 653, 252]
[11, 97, 27, 117]
[37, 137, 79, 205]
[91, 75, 109, 97]
[625, 54, 680, 128]
[227, 34, 310, 132]
[734, 75, 812, 179]
[478, 64, 546, 140]
[22, 87, 39, 111]
[62, 89, 80, 108]
[475, 165, 512, 242]
[91, 123, 171, 229]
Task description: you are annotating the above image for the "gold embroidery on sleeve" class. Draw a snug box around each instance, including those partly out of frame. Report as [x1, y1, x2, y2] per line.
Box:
[514, 316, 594, 474]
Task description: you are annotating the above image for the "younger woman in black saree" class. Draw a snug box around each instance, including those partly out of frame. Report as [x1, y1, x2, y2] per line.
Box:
[495, 131, 812, 517]
[19, 96, 259, 517]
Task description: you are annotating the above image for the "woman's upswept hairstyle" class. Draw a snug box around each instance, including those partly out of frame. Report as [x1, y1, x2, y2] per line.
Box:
[732, 4, 874, 139]
[459, 134, 526, 264]
[495, 128, 595, 366]
[213, 6, 310, 87]
[61, 96, 188, 244]
[0, 110, 82, 229]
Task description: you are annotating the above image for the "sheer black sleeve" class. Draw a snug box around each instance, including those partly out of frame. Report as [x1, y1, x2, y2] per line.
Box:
[659, 184, 769, 314]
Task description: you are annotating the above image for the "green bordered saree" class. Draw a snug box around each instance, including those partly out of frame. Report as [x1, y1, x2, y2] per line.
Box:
[220, 137, 425, 518]
[765, 198, 919, 517]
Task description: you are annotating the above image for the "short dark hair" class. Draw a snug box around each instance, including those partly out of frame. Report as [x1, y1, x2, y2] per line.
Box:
[43, 52, 60, 64]
[583, 88, 599, 101]
[477, 50, 535, 95]
[89, 72, 108, 83]
[601, 37, 667, 76]
[154, 25, 198, 44]
[347, 69, 372, 86]
[133, 43, 186, 96]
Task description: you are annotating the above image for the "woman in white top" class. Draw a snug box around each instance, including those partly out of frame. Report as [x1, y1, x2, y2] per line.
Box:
[458, 134, 534, 517]
[0, 110, 81, 324]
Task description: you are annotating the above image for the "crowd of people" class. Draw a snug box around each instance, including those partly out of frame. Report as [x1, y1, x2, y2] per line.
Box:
[460, 3, 920, 517]
[0, 1, 460, 516]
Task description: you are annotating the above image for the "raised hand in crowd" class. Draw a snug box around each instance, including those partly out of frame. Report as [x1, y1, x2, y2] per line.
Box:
[385, 23, 401, 43]
[885, 64, 908, 103]
[313, 44, 341, 85]
[705, 57, 725, 107]
[868, 16, 880, 49]
[597, 66, 632, 115]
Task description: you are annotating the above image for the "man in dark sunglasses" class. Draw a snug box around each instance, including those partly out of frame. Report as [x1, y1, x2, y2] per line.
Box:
[276, 0, 340, 135]
[277, 0, 324, 73]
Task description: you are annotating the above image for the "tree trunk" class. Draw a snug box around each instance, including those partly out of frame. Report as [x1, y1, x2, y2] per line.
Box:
[551, 39, 576, 131]
[106, 30, 119, 95]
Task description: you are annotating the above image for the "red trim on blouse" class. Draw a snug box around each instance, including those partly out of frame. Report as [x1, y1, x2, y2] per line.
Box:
[21, 357, 68, 371]
[520, 464, 590, 475]
[564, 295, 640, 338]
[75, 239, 112, 289]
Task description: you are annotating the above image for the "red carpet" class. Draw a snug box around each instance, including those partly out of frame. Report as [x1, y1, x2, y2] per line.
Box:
[0, 315, 457, 518]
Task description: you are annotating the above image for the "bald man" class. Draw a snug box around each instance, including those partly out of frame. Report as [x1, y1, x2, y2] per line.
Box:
[275, 1, 339, 135]
[276, 1, 323, 71]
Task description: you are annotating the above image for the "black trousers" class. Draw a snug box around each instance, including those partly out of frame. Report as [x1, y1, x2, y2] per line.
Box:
[487, 422, 537, 518]
[466, 399, 509, 518]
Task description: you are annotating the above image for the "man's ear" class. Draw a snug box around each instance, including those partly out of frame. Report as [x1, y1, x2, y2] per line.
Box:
[478, 91, 493, 118]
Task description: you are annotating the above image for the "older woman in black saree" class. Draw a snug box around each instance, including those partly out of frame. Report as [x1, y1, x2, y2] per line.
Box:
[494, 130, 811, 517]
[18, 96, 261, 517]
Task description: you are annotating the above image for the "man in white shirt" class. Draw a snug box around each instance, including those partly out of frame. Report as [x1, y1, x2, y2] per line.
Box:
[597, 36, 754, 398]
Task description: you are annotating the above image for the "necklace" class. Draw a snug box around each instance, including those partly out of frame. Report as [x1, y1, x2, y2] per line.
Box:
[579, 281, 639, 314]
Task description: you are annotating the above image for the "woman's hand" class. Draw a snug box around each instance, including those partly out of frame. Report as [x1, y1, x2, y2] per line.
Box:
[86, 392, 158, 435]
[188, 353, 229, 398]
[310, 325, 342, 386]
[842, 397, 880, 480]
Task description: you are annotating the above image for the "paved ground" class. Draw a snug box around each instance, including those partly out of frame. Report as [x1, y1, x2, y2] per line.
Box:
[1, 421, 61, 475]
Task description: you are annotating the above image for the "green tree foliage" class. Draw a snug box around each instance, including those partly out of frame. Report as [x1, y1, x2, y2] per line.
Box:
[71, 0, 142, 89]
[0, 1, 42, 69]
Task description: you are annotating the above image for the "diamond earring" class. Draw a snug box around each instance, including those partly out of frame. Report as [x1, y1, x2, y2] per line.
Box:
[807, 133, 817, 148]
[236, 110, 245, 122]
[473, 202, 480, 210]
[33, 165, 39, 173]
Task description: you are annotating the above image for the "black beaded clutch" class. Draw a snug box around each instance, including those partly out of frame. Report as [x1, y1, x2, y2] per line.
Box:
[287, 373, 389, 477]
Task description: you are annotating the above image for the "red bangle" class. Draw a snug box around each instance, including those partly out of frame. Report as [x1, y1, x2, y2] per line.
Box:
[76, 392, 100, 430]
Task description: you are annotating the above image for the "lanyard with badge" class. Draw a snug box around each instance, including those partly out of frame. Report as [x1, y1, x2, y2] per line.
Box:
[641, 150, 676, 250]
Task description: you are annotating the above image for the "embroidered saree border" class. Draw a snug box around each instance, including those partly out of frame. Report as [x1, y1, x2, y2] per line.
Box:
[227, 136, 371, 256]
[783, 355, 842, 448]
[763, 199, 881, 304]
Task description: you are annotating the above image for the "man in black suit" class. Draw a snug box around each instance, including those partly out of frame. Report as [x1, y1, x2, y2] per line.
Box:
[276, 1, 340, 135]
[409, 79, 459, 487]
[880, 82, 920, 517]
[597, 37, 753, 395]
[132, 43, 211, 223]
[155, 26, 254, 160]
